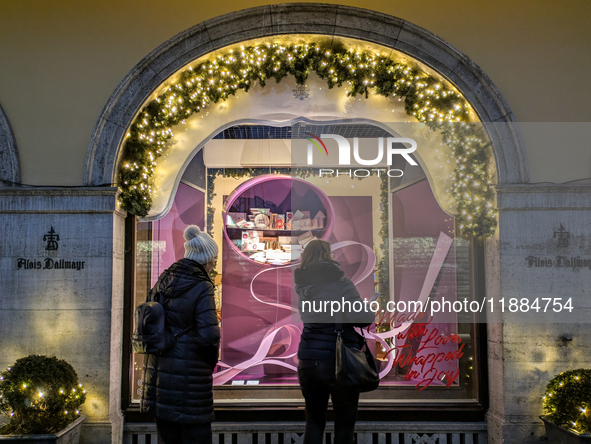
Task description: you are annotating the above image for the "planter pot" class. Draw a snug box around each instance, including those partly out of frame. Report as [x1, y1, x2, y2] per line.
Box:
[0, 415, 86, 444]
[541, 416, 591, 444]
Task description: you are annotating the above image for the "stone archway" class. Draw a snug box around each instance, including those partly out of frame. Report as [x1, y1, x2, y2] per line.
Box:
[84, 3, 529, 191]
[82, 7, 532, 441]
[0, 102, 20, 185]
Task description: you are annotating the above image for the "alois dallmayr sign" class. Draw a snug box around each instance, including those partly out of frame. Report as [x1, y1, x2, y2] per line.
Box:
[525, 224, 591, 271]
[526, 256, 591, 271]
[17, 258, 86, 271]
[16, 227, 86, 271]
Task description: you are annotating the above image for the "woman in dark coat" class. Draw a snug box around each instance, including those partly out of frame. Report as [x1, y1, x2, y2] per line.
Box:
[141, 225, 220, 444]
[295, 239, 375, 444]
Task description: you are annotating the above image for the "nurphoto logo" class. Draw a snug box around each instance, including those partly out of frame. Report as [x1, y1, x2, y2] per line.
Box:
[304, 133, 418, 177]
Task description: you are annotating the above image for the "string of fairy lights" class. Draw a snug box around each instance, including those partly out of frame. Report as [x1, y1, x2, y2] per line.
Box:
[0, 359, 87, 434]
[543, 369, 591, 434]
[119, 41, 497, 237]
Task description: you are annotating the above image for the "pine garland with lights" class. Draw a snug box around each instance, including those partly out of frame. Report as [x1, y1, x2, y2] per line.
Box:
[0, 355, 86, 435]
[543, 368, 591, 434]
[119, 41, 496, 237]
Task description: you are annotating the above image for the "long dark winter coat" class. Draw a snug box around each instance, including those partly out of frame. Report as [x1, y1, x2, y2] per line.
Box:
[140, 258, 220, 424]
[295, 262, 374, 360]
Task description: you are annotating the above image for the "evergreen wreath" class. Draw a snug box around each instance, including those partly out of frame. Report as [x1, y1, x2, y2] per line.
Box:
[119, 40, 496, 237]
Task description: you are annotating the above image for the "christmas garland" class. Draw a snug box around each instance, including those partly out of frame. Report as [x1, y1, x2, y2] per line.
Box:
[119, 41, 496, 236]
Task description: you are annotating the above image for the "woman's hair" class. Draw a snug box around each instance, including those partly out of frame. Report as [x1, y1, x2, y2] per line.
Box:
[299, 239, 338, 269]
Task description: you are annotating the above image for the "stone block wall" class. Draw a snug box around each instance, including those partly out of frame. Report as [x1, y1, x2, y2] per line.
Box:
[0, 188, 124, 443]
[487, 184, 591, 443]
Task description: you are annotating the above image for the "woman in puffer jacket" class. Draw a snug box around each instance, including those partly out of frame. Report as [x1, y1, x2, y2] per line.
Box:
[295, 239, 375, 444]
[141, 225, 220, 444]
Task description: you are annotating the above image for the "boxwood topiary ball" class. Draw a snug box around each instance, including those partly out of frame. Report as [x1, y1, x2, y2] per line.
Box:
[0, 355, 86, 435]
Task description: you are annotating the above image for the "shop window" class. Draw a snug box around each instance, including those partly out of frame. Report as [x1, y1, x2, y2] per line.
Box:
[127, 124, 486, 413]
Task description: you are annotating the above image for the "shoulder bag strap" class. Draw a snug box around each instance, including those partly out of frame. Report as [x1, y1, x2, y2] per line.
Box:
[173, 323, 196, 340]
[335, 300, 343, 333]
[148, 289, 171, 306]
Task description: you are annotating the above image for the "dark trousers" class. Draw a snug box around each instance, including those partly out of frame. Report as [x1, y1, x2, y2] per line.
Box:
[298, 359, 360, 444]
[156, 419, 212, 444]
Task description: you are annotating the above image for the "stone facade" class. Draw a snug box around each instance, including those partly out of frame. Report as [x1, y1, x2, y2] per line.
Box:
[0, 102, 20, 185]
[487, 183, 591, 444]
[1, 4, 590, 444]
[0, 188, 124, 444]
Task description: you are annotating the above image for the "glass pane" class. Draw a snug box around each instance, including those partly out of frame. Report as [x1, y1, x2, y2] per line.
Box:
[130, 182, 206, 402]
[130, 125, 481, 404]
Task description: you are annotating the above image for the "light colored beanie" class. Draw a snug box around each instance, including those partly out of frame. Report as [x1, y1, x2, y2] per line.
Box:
[183, 225, 218, 264]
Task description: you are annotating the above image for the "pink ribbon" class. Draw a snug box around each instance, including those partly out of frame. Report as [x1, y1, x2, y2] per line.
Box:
[247, 240, 377, 312]
[214, 241, 376, 384]
[214, 233, 451, 384]
[213, 323, 301, 385]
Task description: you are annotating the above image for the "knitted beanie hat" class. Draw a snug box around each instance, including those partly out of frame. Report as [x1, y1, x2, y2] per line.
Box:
[183, 225, 218, 264]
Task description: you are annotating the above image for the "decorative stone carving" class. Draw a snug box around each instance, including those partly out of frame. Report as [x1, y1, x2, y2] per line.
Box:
[0, 102, 20, 185]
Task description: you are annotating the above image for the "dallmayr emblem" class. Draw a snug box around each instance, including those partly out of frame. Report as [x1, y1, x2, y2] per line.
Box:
[43, 226, 60, 251]
[525, 225, 591, 270]
[16, 227, 87, 271]
[553, 223, 570, 248]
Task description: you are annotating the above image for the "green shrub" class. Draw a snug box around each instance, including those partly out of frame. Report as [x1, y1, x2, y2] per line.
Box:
[0, 355, 86, 435]
[543, 368, 591, 434]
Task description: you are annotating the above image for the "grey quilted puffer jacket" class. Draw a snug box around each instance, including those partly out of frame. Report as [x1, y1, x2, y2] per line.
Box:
[140, 258, 220, 424]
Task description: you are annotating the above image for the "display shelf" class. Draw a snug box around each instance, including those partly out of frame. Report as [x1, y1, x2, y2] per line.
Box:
[225, 227, 325, 237]
[222, 175, 335, 266]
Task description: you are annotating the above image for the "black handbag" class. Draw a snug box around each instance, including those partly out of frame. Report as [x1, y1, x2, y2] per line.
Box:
[335, 330, 380, 393]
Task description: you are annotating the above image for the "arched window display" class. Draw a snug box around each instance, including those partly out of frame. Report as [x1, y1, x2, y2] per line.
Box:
[128, 124, 486, 415]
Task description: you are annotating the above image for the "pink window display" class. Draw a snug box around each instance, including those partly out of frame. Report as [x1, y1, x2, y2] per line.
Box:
[130, 168, 481, 403]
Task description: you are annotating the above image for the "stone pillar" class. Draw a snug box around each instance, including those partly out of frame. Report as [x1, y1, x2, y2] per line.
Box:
[487, 184, 591, 444]
[0, 188, 125, 444]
